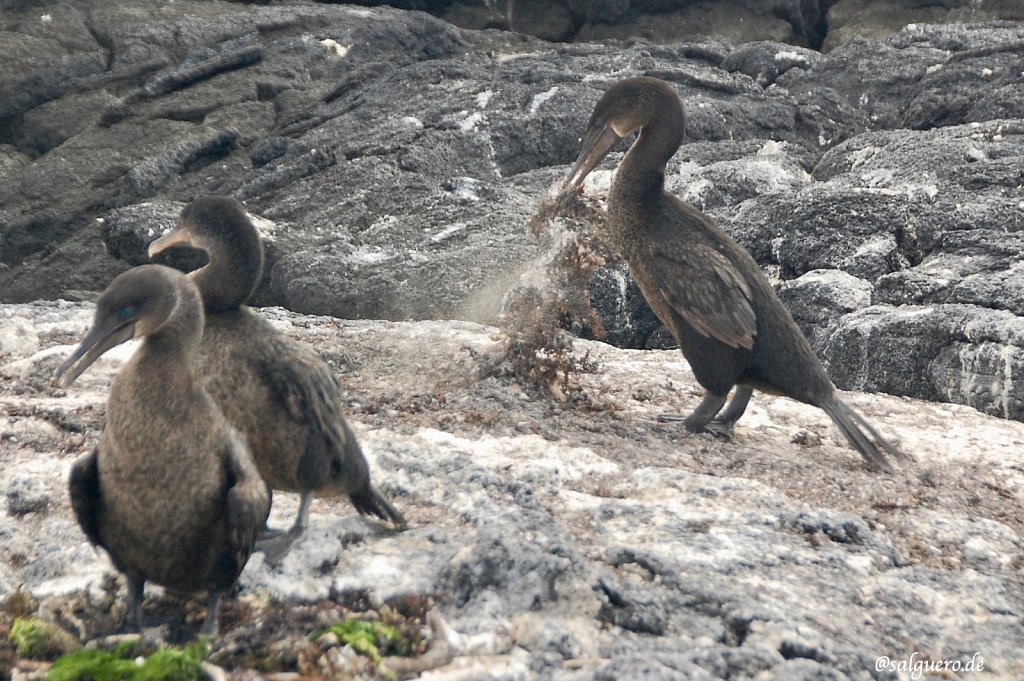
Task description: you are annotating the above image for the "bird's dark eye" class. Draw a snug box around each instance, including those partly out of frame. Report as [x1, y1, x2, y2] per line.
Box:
[119, 305, 135, 320]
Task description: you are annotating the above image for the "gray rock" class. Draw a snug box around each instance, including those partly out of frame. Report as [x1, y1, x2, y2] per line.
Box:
[0, 142, 32, 176]
[782, 23, 1024, 130]
[323, 0, 1024, 51]
[820, 304, 1024, 421]
[779, 269, 873, 345]
[755, 658, 853, 680]
[585, 265, 666, 350]
[688, 644, 784, 679]
[438, 525, 576, 617]
[0, 6, 107, 122]
[721, 41, 820, 87]
[5, 474, 51, 516]
[824, 0, 1024, 53]
[0, 313, 38, 354]
[593, 654, 719, 681]
[102, 201, 185, 267]
[126, 128, 240, 198]
[726, 185, 912, 281]
[708, 115, 1024, 417]
[669, 140, 814, 213]
[596, 576, 670, 635]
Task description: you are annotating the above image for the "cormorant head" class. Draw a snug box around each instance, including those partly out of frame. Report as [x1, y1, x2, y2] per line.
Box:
[148, 196, 264, 310]
[54, 265, 199, 387]
[148, 196, 261, 269]
[565, 76, 685, 191]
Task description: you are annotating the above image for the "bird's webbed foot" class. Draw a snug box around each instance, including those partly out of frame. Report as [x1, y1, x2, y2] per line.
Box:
[658, 387, 752, 439]
[122, 574, 145, 632]
[658, 392, 729, 435]
[702, 420, 736, 439]
[258, 525, 285, 541]
[256, 491, 312, 565]
[255, 526, 305, 565]
[198, 592, 223, 638]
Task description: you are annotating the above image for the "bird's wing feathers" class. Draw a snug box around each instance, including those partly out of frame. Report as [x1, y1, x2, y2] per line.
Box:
[263, 347, 403, 524]
[221, 431, 270, 577]
[68, 447, 103, 546]
[264, 354, 366, 490]
[650, 245, 757, 350]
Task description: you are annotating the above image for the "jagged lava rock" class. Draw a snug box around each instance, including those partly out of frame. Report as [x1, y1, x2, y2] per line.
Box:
[0, 3, 1022, 423]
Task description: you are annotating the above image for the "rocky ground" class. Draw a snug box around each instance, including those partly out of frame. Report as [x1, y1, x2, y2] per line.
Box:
[1, 301, 1023, 679]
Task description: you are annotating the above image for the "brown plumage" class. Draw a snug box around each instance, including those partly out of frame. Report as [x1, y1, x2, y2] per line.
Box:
[566, 76, 906, 472]
[148, 196, 405, 563]
[55, 265, 270, 636]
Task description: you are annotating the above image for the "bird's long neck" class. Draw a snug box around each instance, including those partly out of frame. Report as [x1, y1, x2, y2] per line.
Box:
[145, 286, 204, 363]
[191, 237, 264, 313]
[608, 111, 684, 251]
[125, 289, 205, 410]
[612, 116, 683, 208]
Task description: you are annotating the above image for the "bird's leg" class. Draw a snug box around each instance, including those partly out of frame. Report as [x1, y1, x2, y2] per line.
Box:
[256, 490, 312, 565]
[706, 385, 753, 437]
[199, 591, 222, 637]
[124, 574, 145, 631]
[659, 392, 729, 435]
[258, 526, 281, 540]
[257, 491, 279, 540]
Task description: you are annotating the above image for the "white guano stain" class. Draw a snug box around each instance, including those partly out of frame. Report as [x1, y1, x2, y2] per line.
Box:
[476, 90, 494, 108]
[460, 111, 485, 132]
[529, 87, 559, 115]
[320, 39, 349, 58]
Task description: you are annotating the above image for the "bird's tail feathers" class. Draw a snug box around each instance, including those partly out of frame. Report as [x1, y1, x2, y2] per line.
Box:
[820, 398, 909, 473]
[349, 484, 407, 529]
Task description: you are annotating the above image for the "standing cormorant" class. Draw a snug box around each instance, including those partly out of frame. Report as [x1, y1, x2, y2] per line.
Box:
[148, 196, 406, 563]
[565, 76, 904, 472]
[55, 265, 270, 635]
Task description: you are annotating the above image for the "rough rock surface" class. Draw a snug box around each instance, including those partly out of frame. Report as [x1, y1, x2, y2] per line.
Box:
[0, 3, 1022, 416]
[2, 301, 1023, 679]
[341, 0, 1024, 49]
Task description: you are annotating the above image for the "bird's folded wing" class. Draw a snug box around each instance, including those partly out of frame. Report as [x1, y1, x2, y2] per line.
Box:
[222, 432, 271, 574]
[68, 447, 102, 545]
[651, 246, 757, 350]
[264, 353, 365, 488]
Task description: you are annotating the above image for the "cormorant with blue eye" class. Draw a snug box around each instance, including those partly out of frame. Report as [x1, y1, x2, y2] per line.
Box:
[55, 265, 270, 636]
[148, 196, 406, 563]
[565, 76, 905, 472]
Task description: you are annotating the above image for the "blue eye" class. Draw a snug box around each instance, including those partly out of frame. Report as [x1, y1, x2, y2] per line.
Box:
[119, 305, 135, 320]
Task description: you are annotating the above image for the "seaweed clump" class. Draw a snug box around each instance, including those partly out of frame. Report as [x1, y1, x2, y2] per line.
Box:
[311, 619, 408, 664]
[494, 184, 614, 400]
[303, 613, 422, 680]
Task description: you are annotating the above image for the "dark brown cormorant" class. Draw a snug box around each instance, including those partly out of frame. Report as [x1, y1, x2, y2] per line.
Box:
[565, 76, 904, 472]
[55, 265, 270, 635]
[148, 196, 406, 563]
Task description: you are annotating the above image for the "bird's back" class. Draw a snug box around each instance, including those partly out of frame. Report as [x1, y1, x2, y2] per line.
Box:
[612, 190, 835, 404]
[195, 308, 369, 496]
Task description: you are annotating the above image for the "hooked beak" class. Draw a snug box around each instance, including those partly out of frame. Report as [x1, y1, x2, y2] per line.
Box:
[564, 123, 623, 192]
[147, 224, 193, 260]
[54, 318, 136, 388]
